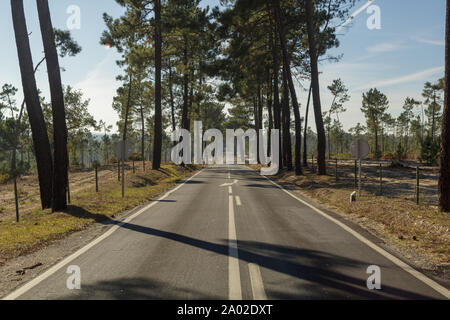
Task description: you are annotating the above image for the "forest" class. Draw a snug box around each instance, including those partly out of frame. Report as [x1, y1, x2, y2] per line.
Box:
[0, 0, 449, 217]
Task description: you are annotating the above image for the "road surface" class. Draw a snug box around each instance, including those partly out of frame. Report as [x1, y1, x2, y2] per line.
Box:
[3, 165, 449, 300]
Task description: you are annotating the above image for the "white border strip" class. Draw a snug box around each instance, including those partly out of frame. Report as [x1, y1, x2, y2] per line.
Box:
[3, 169, 204, 300]
[255, 168, 449, 299]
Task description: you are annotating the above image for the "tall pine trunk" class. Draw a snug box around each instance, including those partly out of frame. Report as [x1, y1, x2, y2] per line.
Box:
[303, 84, 312, 166]
[181, 36, 190, 132]
[305, 0, 327, 175]
[152, 0, 162, 170]
[267, 67, 273, 155]
[439, 0, 450, 212]
[282, 64, 292, 170]
[140, 105, 145, 171]
[11, 0, 53, 209]
[37, 0, 68, 212]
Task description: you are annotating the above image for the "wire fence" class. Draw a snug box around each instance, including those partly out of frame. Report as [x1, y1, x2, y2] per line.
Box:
[313, 158, 440, 205]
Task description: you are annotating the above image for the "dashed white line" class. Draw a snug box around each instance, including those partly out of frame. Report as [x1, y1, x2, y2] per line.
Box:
[248, 263, 267, 300]
[228, 195, 242, 300]
[235, 196, 242, 206]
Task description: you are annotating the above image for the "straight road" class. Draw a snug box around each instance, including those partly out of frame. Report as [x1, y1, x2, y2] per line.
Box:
[3, 165, 449, 300]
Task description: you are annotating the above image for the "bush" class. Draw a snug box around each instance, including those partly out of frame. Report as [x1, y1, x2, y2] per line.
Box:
[0, 173, 10, 184]
[420, 136, 440, 166]
[129, 153, 143, 161]
[109, 157, 118, 164]
[395, 143, 407, 160]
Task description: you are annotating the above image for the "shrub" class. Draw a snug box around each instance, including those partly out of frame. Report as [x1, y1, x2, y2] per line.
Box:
[129, 153, 143, 161]
[395, 143, 407, 160]
[420, 135, 440, 166]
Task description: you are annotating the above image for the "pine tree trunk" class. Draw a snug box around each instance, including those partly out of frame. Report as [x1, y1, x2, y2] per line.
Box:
[140, 105, 145, 171]
[303, 84, 312, 166]
[439, 0, 450, 212]
[152, 0, 162, 170]
[168, 62, 176, 132]
[282, 65, 293, 170]
[181, 36, 189, 131]
[305, 0, 327, 175]
[267, 68, 273, 155]
[37, 0, 68, 212]
[11, 0, 53, 209]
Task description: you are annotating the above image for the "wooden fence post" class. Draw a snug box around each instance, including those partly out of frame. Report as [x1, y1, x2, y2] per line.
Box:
[95, 165, 99, 193]
[416, 166, 420, 205]
[335, 158, 338, 182]
[118, 160, 120, 182]
[14, 176, 19, 222]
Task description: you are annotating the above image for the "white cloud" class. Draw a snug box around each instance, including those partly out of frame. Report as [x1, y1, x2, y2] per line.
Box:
[366, 41, 406, 54]
[356, 66, 444, 90]
[413, 36, 444, 46]
[74, 52, 121, 131]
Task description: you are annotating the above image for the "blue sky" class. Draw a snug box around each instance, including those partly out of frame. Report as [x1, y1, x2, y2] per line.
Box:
[0, 0, 446, 132]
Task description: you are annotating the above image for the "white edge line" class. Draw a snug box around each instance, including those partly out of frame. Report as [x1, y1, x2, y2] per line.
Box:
[248, 263, 267, 300]
[248, 167, 450, 299]
[2, 169, 205, 300]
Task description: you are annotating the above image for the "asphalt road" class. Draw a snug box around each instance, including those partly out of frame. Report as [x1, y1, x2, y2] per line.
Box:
[4, 165, 449, 300]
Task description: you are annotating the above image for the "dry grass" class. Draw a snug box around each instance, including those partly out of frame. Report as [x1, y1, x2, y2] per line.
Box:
[0, 163, 201, 264]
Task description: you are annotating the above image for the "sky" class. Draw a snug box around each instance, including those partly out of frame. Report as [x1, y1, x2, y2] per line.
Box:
[0, 0, 446, 133]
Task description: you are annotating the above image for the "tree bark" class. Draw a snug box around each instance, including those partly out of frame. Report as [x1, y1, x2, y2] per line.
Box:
[439, 0, 450, 212]
[37, 0, 68, 212]
[305, 0, 327, 175]
[270, 9, 283, 169]
[181, 35, 190, 131]
[303, 83, 312, 166]
[282, 64, 292, 170]
[152, 0, 162, 170]
[168, 61, 176, 132]
[267, 67, 273, 155]
[11, 0, 53, 209]
[140, 105, 145, 171]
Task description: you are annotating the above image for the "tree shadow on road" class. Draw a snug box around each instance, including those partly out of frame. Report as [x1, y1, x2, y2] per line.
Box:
[116, 221, 436, 300]
[57, 276, 216, 300]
